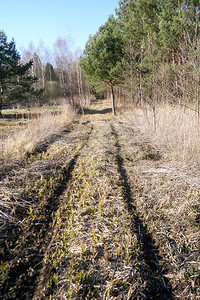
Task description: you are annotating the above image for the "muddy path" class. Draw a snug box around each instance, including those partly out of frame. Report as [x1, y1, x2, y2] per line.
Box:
[0, 100, 199, 299]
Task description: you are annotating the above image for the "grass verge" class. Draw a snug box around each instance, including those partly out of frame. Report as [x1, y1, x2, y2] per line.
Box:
[0, 104, 75, 162]
[126, 104, 200, 170]
[120, 110, 200, 299]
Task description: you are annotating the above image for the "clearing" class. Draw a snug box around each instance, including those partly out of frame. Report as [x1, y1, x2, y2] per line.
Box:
[0, 100, 199, 299]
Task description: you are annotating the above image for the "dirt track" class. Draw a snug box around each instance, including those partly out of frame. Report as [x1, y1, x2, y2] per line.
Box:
[0, 100, 199, 299]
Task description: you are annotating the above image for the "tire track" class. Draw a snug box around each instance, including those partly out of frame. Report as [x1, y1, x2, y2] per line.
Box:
[44, 119, 144, 299]
[0, 125, 93, 300]
[110, 123, 174, 300]
[0, 101, 177, 299]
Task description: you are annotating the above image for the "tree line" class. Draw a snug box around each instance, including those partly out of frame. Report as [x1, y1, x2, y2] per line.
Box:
[0, 31, 91, 116]
[1, 0, 200, 116]
[21, 39, 91, 107]
[80, 0, 200, 114]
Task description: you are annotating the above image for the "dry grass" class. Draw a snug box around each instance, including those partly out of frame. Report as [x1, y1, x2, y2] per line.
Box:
[1, 99, 199, 299]
[0, 119, 91, 233]
[35, 119, 144, 299]
[114, 118, 200, 299]
[120, 106, 200, 298]
[2, 105, 61, 115]
[125, 104, 200, 169]
[0, 104, 75, 162]
[0, 103, 75, 229]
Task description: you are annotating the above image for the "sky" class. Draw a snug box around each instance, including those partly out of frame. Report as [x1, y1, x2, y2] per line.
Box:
[0, 0, 119, 54]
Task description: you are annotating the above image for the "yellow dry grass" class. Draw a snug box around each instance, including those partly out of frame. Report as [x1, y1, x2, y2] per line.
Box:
[126, 104, 200, 169]
[0, 104, 75, 161]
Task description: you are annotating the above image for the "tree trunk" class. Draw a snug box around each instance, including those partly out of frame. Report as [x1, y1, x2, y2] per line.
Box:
[70, 84, 74, 107]
[68, 65, 74, 107]
[0, 101, 2, 118]
[76, 59, 82, 108]
[0, 87, 3, 118]
[153, 104, 156, 131]
[139, 72, 143, 107]
[60, 71, 66, 99]
[110, 85, 116, 115]
[178, 0, 182, 22]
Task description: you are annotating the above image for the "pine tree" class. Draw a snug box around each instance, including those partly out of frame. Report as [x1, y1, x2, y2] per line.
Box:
[158, 0, 183, 63]
[0, 31, 41, 116]
[80, 16, 124, 115]
[44, 63, 57, 82]
[117, 0, 160, 104]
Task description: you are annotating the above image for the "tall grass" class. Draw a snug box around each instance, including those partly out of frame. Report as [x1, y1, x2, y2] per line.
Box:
[126, 104, 200, 168]
[1, 104, 75, 161]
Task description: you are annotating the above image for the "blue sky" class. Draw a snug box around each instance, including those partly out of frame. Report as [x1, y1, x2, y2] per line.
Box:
[0, 0, 119, 53]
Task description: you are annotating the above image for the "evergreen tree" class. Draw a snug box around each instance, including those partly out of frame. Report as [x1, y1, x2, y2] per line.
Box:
[0, 31, 41, 116]
[80, 16, 124, 114]
[181, 0, 200, 48]
[157, 0, 183, 63]
[44, 63, 57, 82]
[117, 0, 160, 104]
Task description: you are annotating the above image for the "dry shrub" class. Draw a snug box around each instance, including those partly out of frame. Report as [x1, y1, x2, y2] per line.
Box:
[126, 104, 200, 168]
[1, 104, 75, 161]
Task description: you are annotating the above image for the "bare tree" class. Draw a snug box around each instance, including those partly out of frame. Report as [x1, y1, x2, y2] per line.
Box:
[54, 37, 75, 106]
[75, 50, 84, 108]
[54, 38, 67, 100]
[36, 42, 49, 89]
[21, 42, 36, 77]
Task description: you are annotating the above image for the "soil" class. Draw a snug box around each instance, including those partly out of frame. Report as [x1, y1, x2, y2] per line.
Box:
[0, 100, 199, 299]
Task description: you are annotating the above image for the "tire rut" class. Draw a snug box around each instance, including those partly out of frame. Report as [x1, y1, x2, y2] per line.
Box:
[110, 123, 174, 300]
[0, 104, 179, 299]
[44, 119, 143, 299]
[0, 125, 93, 300]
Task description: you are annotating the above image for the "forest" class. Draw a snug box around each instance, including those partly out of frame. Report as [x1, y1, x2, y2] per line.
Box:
[0, 33, 91, 115]
[80, 0, 200, 115]
[1, 0, 200, 115]
[0, 0, 200, 299]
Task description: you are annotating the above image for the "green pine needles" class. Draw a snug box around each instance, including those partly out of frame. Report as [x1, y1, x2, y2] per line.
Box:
[0, 31, 42, 116]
